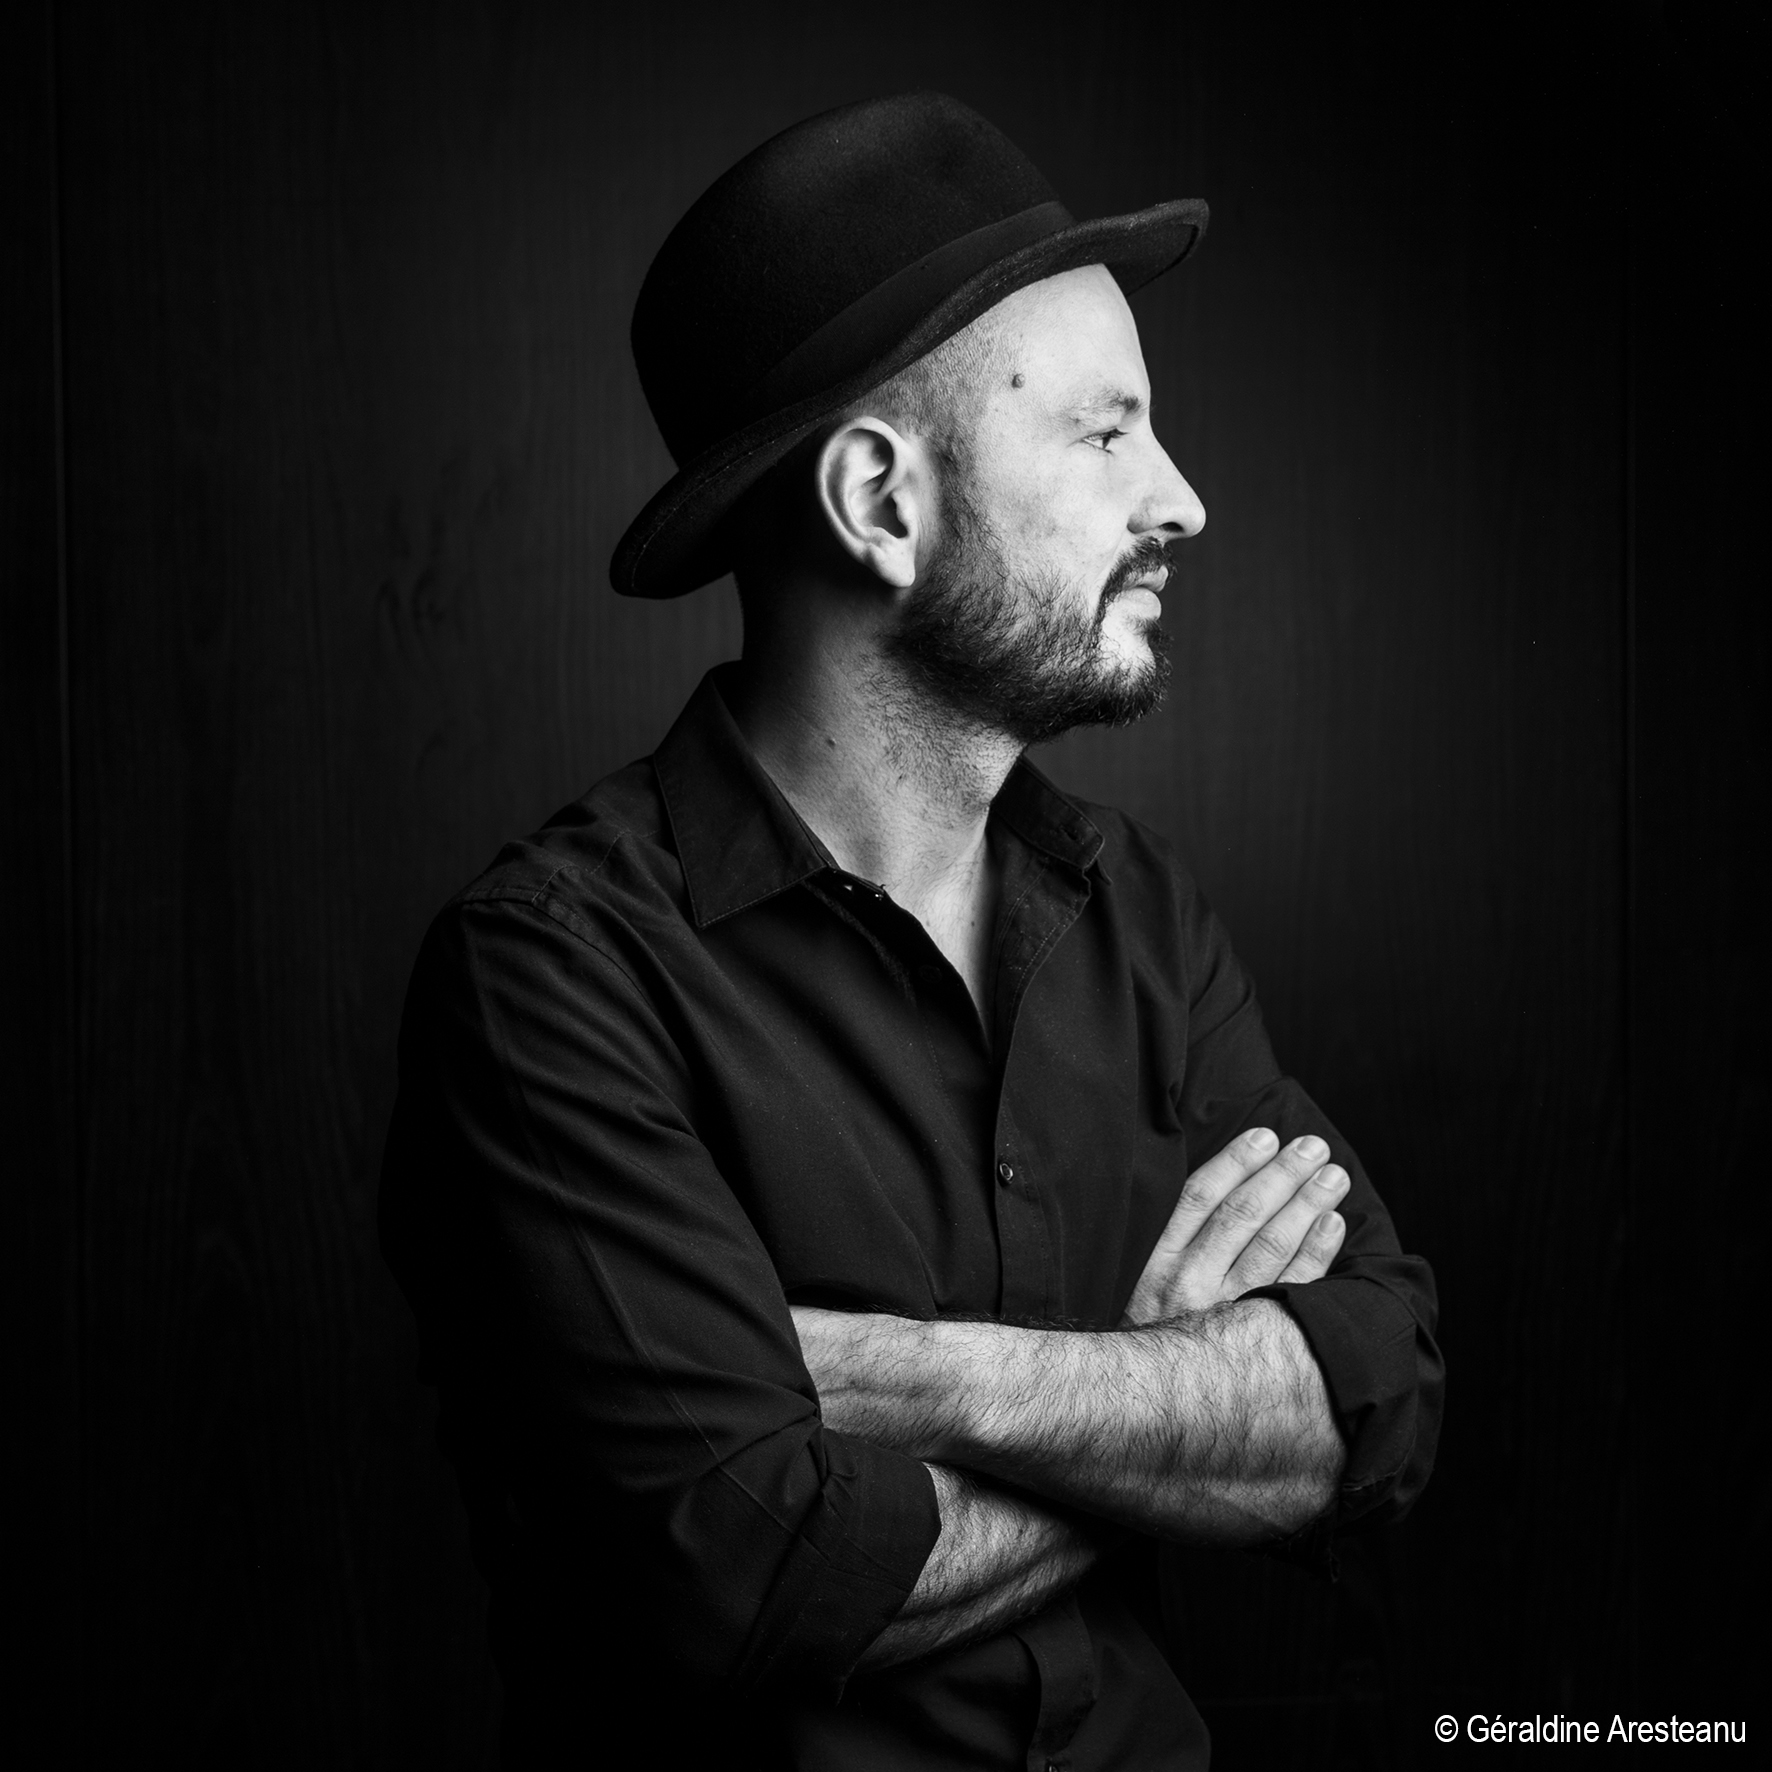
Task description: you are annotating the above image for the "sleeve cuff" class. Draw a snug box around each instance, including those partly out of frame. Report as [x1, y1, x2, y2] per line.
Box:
[734, 1431, 942, 1696]
[1242, 1272, 1439, 1528]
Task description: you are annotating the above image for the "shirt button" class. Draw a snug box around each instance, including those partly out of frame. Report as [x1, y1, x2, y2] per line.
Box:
[997, 1161, 1014, 1185]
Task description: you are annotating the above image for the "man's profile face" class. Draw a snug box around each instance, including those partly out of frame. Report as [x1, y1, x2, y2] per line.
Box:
[889, 265, 1205, 746]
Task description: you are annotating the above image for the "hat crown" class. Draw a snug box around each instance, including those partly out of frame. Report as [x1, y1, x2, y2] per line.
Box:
[633, 93, 1060, 465]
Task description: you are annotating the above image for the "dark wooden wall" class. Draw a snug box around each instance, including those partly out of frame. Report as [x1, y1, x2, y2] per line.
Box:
[7, 1, 1760, 1764]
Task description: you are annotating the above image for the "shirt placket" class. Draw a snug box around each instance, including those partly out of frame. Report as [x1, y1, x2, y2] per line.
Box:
[990, 850, 1091, 1324]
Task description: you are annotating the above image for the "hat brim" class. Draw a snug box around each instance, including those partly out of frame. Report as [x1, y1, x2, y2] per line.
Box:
[611, 198, 1208, 600]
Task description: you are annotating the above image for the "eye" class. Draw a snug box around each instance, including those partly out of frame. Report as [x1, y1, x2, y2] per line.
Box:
[1084, 428, 1126, 452]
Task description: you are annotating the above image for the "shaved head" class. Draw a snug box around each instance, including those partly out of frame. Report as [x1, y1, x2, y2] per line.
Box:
[844, 306, 1018, 472]
[726, 303, 1019, 604]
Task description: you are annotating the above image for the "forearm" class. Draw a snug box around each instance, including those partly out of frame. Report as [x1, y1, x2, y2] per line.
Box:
[807, 1299, 1345, 1544]
[857, 1464, 1103, 1671]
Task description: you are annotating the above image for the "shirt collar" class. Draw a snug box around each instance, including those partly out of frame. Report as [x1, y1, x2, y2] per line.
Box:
[653, 665, 1106, 928]
[992, 754, 1108, 880]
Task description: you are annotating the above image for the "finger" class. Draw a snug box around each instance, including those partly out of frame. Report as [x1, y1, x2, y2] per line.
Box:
[1188, 1134, 1332, 1270]
[1275, 1209, 1348, 1284]
[1149, 1127, 1281, 1256]
[1224, 1161, 1350, 1292]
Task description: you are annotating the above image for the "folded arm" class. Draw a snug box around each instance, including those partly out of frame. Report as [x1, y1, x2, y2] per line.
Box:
[857, 1466, 1111, 1669]
[801, 1299, 1342, 1544]
[796, 1128, 1353, 1544]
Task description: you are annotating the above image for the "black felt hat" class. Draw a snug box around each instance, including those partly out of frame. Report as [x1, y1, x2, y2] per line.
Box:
[611, 91, 1209, 599]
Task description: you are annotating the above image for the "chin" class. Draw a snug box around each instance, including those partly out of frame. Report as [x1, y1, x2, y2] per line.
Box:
[1101, 615, 1160, 671]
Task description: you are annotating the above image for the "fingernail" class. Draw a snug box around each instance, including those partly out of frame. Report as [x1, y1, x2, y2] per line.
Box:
[1247, 1128, 1278, 1154]
[1294, 1135, 1327, 1161]
[1320, 1211, 1343, 1235]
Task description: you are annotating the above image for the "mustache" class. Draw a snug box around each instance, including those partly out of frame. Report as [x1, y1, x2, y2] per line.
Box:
[1095, 538, 1174, 626]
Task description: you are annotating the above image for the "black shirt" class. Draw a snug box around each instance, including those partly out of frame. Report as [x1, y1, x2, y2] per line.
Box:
[381, 666, 1442, 1768]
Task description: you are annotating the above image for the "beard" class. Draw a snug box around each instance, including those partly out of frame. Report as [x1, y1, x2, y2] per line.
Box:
[884, 481, 1173, 749]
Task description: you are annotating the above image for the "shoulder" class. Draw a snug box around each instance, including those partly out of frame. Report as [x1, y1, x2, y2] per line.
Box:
[435, 756, 692, 965]
[393, 757, 707, 1088]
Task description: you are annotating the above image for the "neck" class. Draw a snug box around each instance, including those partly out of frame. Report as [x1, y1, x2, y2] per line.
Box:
[725, 607, 1021, 914]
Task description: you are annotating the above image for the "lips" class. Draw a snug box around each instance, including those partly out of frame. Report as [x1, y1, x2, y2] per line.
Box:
[1103, 542, 1172, 598]
[1093, 543, 1173, 635]
[1102, 567, 1168, 610]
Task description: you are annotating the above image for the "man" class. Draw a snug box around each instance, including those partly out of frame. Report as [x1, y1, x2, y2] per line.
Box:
[382, 92, 1441, 1768]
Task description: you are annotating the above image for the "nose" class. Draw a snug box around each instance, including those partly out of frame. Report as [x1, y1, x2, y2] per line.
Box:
[1136, 438, 1206, 540]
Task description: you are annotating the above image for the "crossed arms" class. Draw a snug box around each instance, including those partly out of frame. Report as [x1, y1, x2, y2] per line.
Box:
[791, 1127, 1353, 1669]
[385, 880, 1443, 1701]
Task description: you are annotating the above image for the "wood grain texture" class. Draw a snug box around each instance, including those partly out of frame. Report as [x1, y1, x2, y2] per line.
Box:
[1625, 1, 1766, 1716]
[4, 8, 81, 1763]
[34, 0, 1752, 1762]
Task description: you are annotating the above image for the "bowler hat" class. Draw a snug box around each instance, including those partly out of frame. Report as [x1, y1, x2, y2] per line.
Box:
[611, 91, 1208, 599]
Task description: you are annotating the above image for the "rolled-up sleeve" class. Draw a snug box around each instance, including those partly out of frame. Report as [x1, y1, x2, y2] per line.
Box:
[380, 888, 942, 1697]
[1175, 886, 1444, 1530]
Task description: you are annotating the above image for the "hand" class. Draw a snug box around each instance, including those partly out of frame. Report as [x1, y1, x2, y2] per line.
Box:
[1123, 1128, 1348, 1324]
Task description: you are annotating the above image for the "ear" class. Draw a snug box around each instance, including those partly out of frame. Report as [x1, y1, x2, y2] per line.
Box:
[813, 419, 930, 590]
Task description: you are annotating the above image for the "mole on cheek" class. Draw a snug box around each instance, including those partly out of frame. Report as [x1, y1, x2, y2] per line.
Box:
[1011, 372, 1026, 389]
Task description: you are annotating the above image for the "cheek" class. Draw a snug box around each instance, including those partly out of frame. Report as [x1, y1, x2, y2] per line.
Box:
[989, 472, 1108, 563]
[987, 472, 1064, 543]
[967, 440, 1127, 578]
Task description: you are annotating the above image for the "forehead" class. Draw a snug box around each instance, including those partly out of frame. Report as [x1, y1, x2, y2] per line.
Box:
[986, 265, 1148, 401]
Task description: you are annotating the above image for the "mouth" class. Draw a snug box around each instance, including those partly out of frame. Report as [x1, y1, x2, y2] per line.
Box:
[1106, 567, 1168, 611]
[1092, 546, 1173, 634]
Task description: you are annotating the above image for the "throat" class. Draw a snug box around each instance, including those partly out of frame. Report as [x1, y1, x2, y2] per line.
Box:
[905, 832, 1001, 1036]
[729, 657, 1010, 1031]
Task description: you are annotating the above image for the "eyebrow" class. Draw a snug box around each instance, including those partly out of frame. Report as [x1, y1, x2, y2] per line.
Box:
[1067, 385, 1145, 422]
